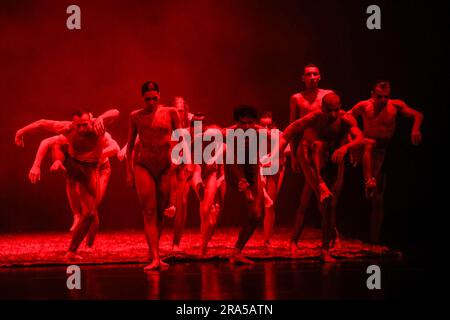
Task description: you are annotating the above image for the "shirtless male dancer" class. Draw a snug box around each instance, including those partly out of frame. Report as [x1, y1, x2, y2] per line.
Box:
[347, 81, 423, 251]
[28, 131, 120, 248]
[127, 81, 182, 270]
[17, 109, 119, 260]
[288, 64, 334, 252]
[225, 105, 266, 264]
[278, 92, 364, 262]
[15, 110, 120, 237]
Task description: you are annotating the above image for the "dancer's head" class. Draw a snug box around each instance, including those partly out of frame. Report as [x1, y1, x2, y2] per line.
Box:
[233, 104, 258, 130]
[72, 109, 92, 136]
[371, 80, 391, 108]
[141, 81, 160, 108]
[321, 92, 341, 121]
[259, 111, 274, 129]
[172, 96, 190, 127]
[302, 64, 321, 90]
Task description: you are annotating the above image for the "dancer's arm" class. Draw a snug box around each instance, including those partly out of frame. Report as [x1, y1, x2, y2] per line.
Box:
[15, 120, 72, 147]
[29, 135, 67, 184]
[392, 99, 424, 145]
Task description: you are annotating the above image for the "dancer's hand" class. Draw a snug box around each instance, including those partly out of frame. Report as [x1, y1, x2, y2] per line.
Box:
[331, 146, 348, 164]
[93, 117, 105, 136]
[238, 178, 250, 192]
[50, 160, 66, 173]
[15, 130, 24, 147]
[28, 165, 41, 184]
[411, 130, 422, 146]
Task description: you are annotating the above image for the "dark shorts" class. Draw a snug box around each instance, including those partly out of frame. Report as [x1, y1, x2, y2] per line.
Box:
[64, 157, 99, 196]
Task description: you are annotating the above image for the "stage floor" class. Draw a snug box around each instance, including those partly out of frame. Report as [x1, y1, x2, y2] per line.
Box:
[0, 228, 428, 299]
[0, 228, 400, 267]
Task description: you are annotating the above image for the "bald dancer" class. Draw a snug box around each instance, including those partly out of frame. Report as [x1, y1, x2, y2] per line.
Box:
[277, 92, 364, 262]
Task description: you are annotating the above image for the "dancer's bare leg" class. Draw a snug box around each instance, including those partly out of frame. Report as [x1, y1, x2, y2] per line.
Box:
[263, 173, 279, 247]
[363, 138, 377, 198]
[172, 173, 189, 250]
[230, 180, 264, 265]
[370, 151, 386, 252]
[290, 183, 313, 252]
[155, 169, 172, 267]
[65, 173, 98, 260]
[200, 172, 218, 255]
[312, 141, 336, 263]
[134, 165, 164, 270]
[66, 181, 82, 232]
[86, 165, 111, 248]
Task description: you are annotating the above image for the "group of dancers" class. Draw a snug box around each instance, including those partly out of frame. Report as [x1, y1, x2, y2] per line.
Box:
[14, 64, 423, 269]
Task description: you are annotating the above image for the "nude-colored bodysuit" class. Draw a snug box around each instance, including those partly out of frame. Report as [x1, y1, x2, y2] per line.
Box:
[133, 107, 174, 179]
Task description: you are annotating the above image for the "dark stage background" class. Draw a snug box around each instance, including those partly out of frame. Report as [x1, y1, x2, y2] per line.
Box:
[0, 1, 447, 260]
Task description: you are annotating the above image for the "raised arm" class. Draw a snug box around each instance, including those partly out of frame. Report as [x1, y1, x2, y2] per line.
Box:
[15, 120, 72, 147]
[392, 99, 424, 145]
[28, 135, 67, 184]
[92, 109, 120, 135]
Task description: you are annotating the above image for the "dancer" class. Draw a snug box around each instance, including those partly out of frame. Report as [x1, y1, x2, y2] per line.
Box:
[277, 92, 364, 262]
[289, 64, 335, 252]
[258, 112, 285, 249]
[224, 105, 265, 264]
[126, 81, 181, 270]
[347, 81, 423, 251]
[21, 109, 120, 260]
[16, 109, 120, 235]
[28, 131, 120, 247]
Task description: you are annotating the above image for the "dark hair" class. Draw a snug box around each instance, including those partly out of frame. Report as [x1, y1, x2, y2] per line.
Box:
[141, 81, 160, 95]
[233, 104, 258, 122]
[304, 63, 319, 73]
[72, 109, 91, 118]
[372, 80, 391, 92]
[260, 111, 273, 119]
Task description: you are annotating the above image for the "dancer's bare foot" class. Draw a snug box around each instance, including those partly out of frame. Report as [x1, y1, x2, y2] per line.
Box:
[365, 177, 377, 199]
[200, 246, 208, 257]
[172, 245, 182, 252]
[164, 205, 176, 218]
[70, 214, 81, 232]
[320, 250, 337, 263]
[229, 252, 255, 265]
[209, 204, 219, 225]
[64, 251, 83, 261]
[84, 246, 94, 253]
[290, 242, 298, 253]
[330, 229, 342, 249]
